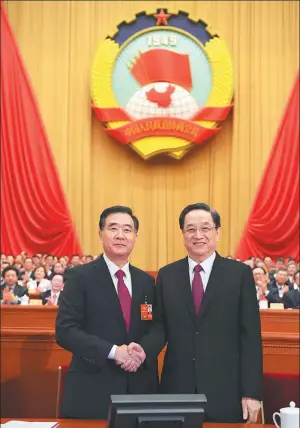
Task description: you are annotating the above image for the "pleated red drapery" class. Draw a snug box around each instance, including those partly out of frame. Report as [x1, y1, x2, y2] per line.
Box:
[0, 5, 82, 257]
[235, 73, 299, 260]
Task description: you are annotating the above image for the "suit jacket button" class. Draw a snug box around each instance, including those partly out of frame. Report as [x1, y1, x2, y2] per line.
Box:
[192, 357, 196, 361]
[196, 331, 199, 335]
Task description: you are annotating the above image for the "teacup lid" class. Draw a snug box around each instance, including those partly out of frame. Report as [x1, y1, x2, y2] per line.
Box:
[281, 401, 299, 414]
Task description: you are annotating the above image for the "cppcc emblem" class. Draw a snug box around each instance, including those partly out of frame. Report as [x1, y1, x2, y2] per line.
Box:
[91, 9, 234, 160]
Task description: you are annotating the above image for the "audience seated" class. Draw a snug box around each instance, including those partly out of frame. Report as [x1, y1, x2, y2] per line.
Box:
[252, 266, 269, 308]
[27, 265, 51, 292]
[45, 254, 55, 279]
[68, 254, 81, 269]
[40, 274, 64, 306]
[287, 261, 297, 283]
[23, 257, 35, 280]
[266, 268, 294, 306]
[283, 270, 300, 309]
[263, 256, 274, 271]
[269, 257, 286, 281]
[1, 266, 28, 304]
[0, 252, 299, 309]
[52, 262, 65, 276]
[32, 254, 41, 268]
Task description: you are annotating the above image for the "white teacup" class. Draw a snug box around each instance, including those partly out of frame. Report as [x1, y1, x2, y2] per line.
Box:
[273, 401, 299, 428]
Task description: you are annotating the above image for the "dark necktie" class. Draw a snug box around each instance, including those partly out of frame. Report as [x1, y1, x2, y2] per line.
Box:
[192, 265, 204, 314]
[116, 270, 132, 332]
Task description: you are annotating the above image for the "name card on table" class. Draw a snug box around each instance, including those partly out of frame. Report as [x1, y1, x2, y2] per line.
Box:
[270, 303, 284, 310]
[29, 299, 43, 306]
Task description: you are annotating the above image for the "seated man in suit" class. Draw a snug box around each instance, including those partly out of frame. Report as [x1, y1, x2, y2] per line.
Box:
[56, 206, 158, 419]
[122, 203, 263, 424]
[283, 270, 300, 309]
[1, 266, 28, 304]
[268, 257, 286, 281]
[252, 266, 267, 298]
[23, 257, 35, 280]
[41, 273, 64, 305]
[264, 267, 292, 305]
[252, 266, 269, 307]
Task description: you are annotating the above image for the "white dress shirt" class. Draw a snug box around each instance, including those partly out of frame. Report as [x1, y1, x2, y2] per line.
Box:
[277, 284, 285, 299]
[188, 251, 216, 291]
[256, 285, 260, 301]
[103, 253, 132, 296]
[50, 290, 61, 305]
[103, 253, 131, 360]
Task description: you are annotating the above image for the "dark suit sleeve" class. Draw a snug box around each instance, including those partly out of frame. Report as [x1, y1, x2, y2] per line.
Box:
[266, 289, 281, 304]
[40, 292, 46, 305]
[40, 291, 49, 305]
[283, 292, 293, 309]
[140, 270, 167, 361]
[15, 285, 28, 297]
[283, 290, 299, 309]
[56, 268, 114, 368]
[239, 266, 263, 400]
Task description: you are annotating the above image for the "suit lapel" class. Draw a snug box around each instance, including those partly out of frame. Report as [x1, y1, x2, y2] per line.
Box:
[14, 284, 21, 296]
[93, 255, 127, 336]
[177, 257, 197, 324]
[128, 266, 144, 340]
[197, 252, 224, 323]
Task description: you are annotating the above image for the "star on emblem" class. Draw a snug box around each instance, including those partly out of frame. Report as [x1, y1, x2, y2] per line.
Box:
[154, 9, 171, 26]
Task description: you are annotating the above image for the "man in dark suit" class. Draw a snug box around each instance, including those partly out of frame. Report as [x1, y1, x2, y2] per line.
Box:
[283, 270, 299, 309]
[122, 203, 263, 423]
[283, 287, 300, 308]
[55, 206, 158, 419]
[264, 268, 292, 305]
[40, 273, 64, 305]
[1, 266, 28, 304]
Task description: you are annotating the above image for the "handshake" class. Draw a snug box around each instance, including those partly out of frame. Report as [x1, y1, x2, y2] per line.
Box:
[114, 343, 146, 372]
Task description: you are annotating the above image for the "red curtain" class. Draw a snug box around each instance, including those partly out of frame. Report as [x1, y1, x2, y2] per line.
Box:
[0, 5, 82, 257]
[235, 73, 299, 260]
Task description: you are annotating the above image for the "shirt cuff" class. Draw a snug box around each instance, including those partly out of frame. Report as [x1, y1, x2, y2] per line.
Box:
[264, 290, 269, 297]
[108, 345, 117, 360]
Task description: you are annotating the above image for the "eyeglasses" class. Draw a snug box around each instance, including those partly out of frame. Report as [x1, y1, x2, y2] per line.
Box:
[183, 226, 217, 235]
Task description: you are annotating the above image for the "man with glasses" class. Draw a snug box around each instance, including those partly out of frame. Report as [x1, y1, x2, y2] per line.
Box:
[252, 266, 269, 302]
[122, 202, 262, 424]
[56, 206, 158, 419]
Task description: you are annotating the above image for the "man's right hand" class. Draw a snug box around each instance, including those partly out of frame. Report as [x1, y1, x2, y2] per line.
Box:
[3, 291, 15, 303]
[117, 343, 146, 372]
[257, 281, 267, 295]
[283, 285, 290, 294]
[114, 344, 144, 372]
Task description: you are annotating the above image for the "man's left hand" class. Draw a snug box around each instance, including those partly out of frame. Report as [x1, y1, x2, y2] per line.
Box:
[242, 397, 261, 423]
